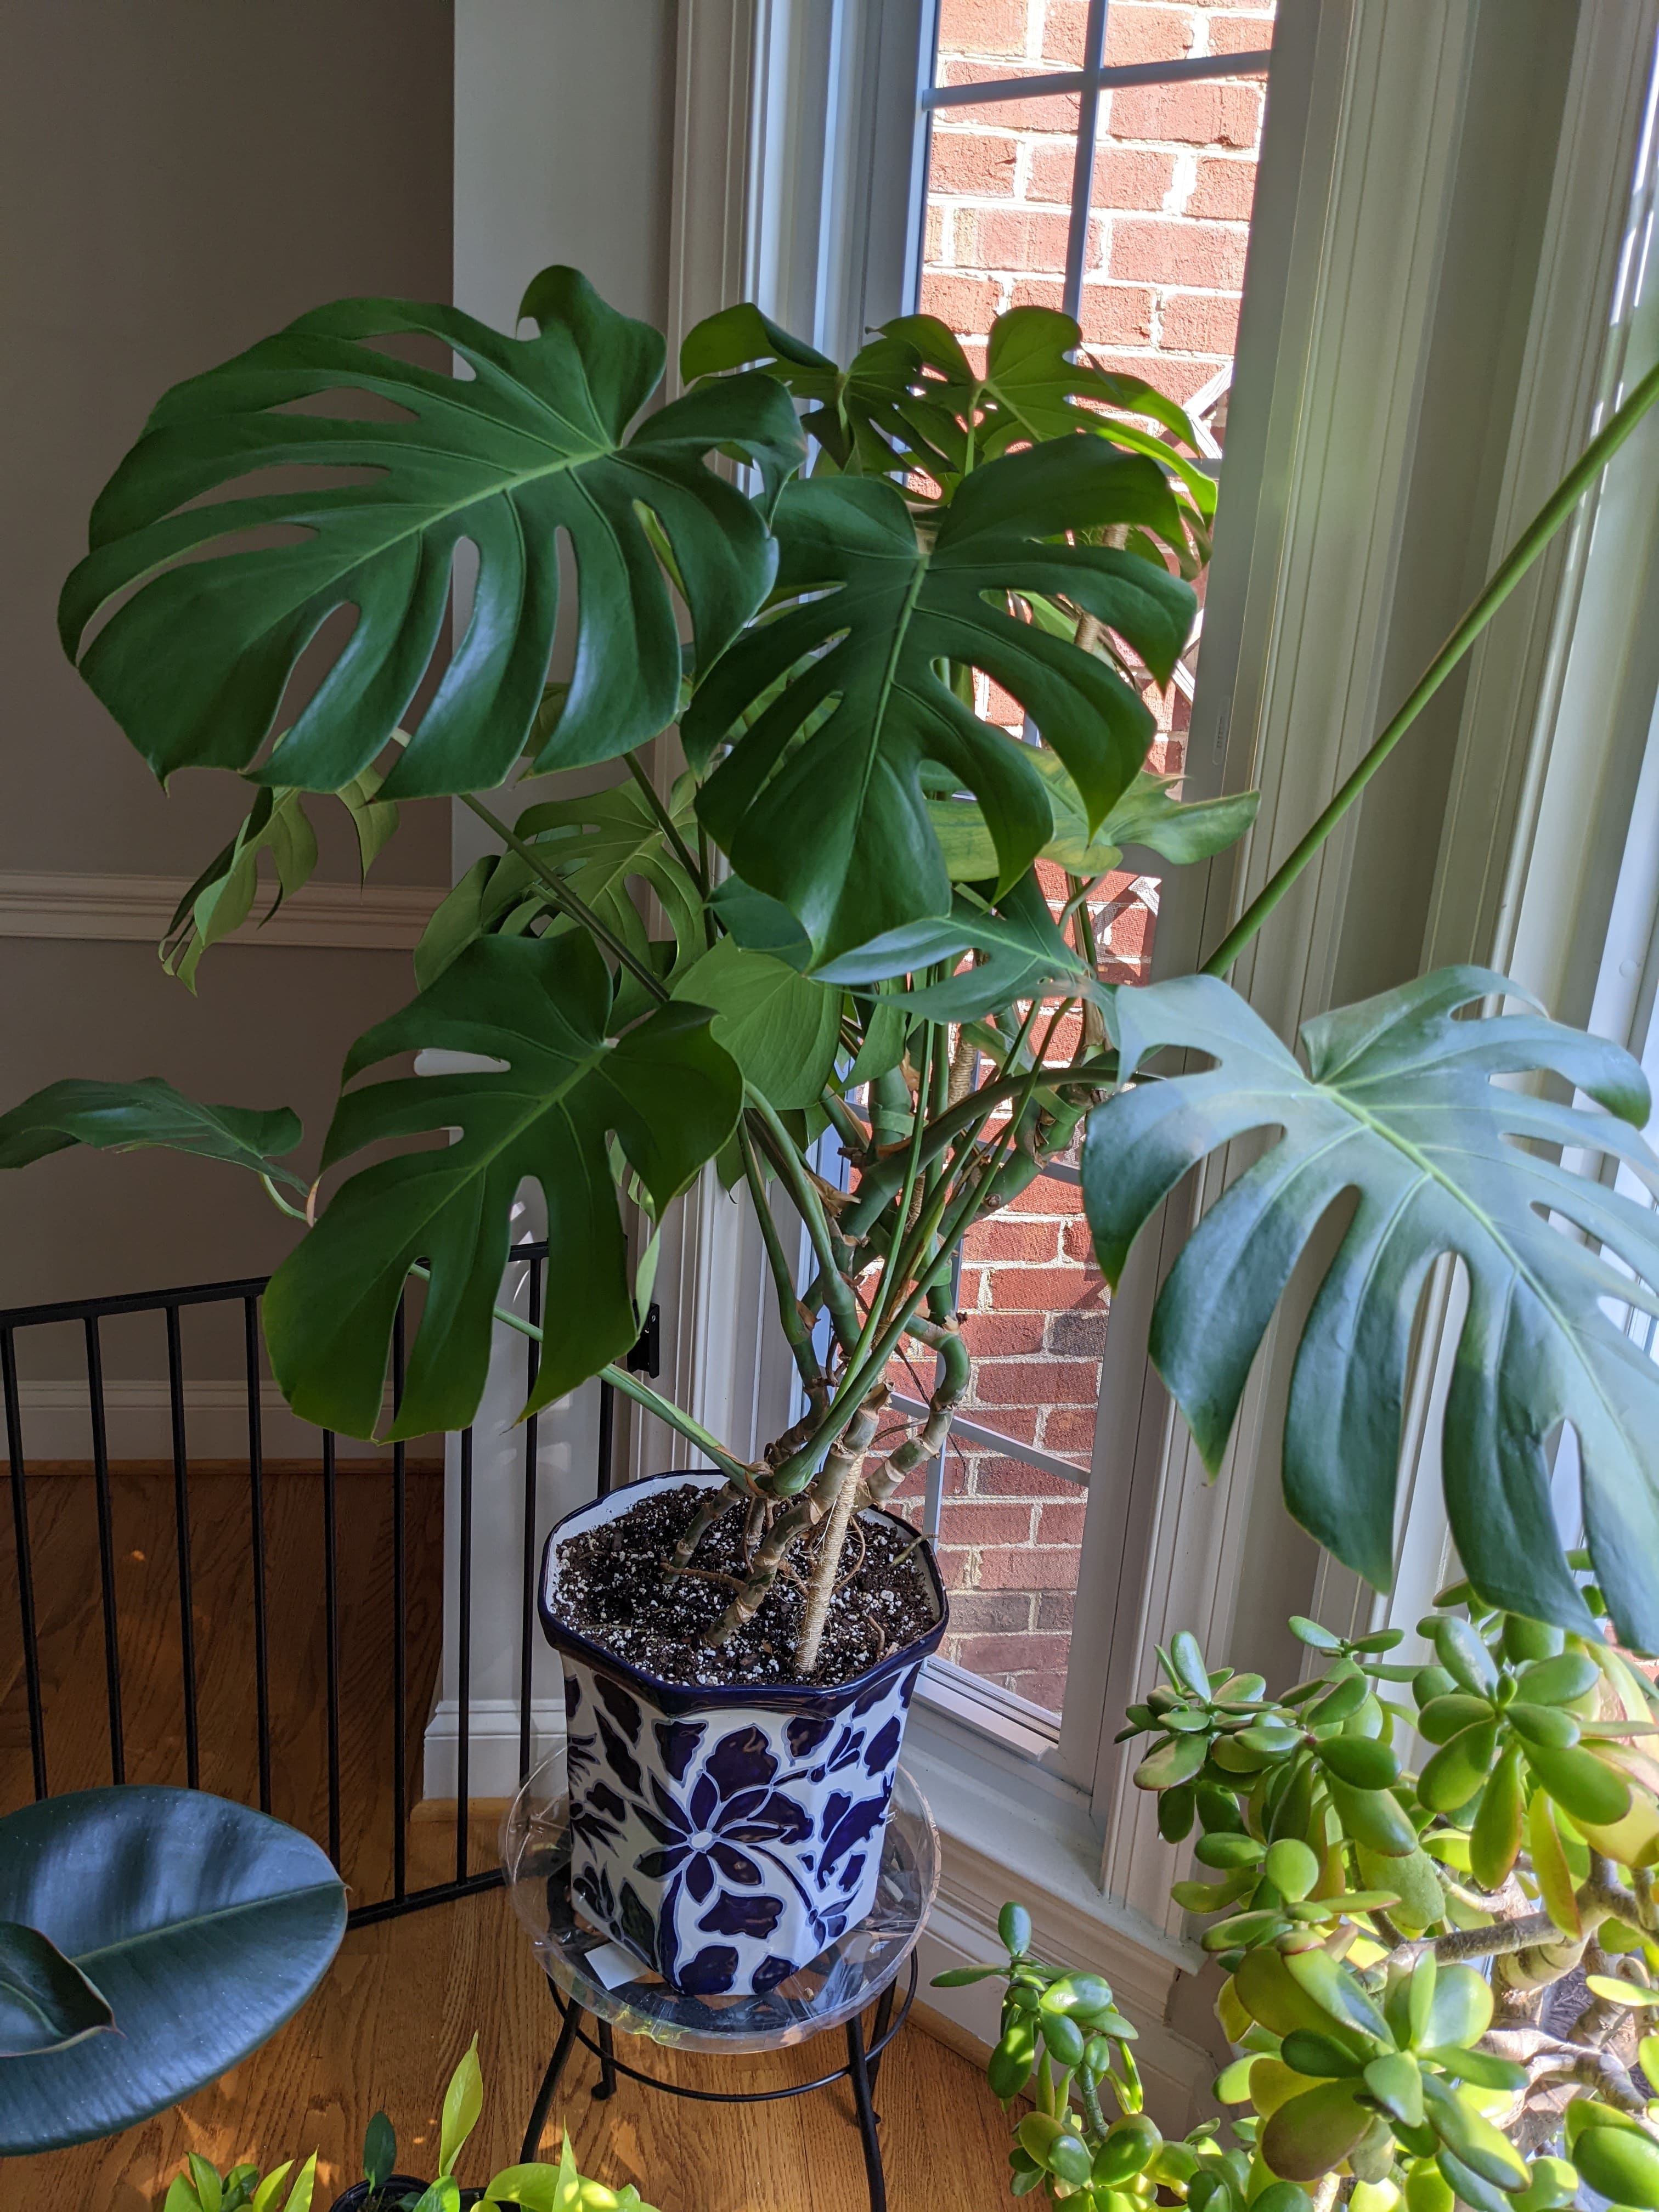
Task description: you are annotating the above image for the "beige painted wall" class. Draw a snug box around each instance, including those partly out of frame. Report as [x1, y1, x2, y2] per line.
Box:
[0, 0, 454, 1333]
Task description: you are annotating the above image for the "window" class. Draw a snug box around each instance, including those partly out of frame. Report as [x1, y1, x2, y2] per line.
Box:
[881, 0, 1277, 1748]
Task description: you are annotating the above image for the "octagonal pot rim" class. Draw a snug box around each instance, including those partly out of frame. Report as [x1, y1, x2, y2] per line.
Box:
[538, 1467, 947, 1717]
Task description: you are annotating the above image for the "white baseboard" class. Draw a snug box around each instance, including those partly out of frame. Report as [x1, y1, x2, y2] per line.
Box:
[10, 1380, 421, 1460]
[421, 1697, 567, 1801]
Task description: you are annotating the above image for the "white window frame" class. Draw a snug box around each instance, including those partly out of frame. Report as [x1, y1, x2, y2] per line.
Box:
[658, 0, 1658, 2089]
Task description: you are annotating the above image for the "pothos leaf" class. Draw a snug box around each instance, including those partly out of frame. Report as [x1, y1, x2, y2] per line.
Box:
[1082, 967, 1659, 1650]
[263, 933, 743, 1438]
[60, 267, 803, 800]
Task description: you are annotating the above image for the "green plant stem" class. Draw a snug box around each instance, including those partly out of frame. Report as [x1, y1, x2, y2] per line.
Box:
[771, 1063, 1044, 1491]
[819, 1084, 872, 1162]
[259, 1173, 309, 1222]
[1202, 355, 1659, 979]
[402, 1260, 757, 1491]
[736, 1119, 825, 1402]
[459, 791, 669, 1002]
[623, 750, 706, 891]
[869, 1030, 933, 1349]
[747, 1091, 861, 1351]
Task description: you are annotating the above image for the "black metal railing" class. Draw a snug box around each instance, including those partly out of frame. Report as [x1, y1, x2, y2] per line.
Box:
[0, 1248, 654, 1928]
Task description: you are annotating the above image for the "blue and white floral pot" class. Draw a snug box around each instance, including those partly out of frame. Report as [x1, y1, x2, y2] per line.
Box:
[538, 1470, 947, 1998]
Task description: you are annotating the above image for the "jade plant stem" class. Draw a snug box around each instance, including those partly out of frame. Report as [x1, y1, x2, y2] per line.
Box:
[1203, 354, 1659, 980]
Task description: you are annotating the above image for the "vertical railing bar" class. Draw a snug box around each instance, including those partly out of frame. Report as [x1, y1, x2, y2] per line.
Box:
[392, 1303, 408, 1902]
[83, 1316, 124, 1785]
[1060, 0, 1110, 320]
[2, 1329, 48, 1799]
[244, 1297, 273, 1813]
[456, 1424, 473, 1884]
[165, 1305, 200, 1790]
[322, 1428, 341, 1869]
[596, 1381, 616, 1499]
[519, 1257, 542, 1786]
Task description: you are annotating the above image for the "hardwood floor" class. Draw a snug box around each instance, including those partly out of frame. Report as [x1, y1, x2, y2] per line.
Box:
[0, 1466, 1013, 2208]
[0, 1886, 1011, 2211]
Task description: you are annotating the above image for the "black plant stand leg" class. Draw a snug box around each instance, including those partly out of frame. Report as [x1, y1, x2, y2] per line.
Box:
[865, 1978, 899, 2100]
[845, 2010, 887, 2212]
[595, 2017, 619, 2102]
[521, 1991, 586, 2163]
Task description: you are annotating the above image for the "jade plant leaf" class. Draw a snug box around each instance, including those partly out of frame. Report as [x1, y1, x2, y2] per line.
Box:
[1081, 966, 1659, 1649]
[263, 932, 743, 1439]
[0, 1077, 306, 1189]
[684, 441, 1197, 960]
[59, 267, 803, 800]
[0, 1923, 112, 2057]
[0, 1787, 345, 2154]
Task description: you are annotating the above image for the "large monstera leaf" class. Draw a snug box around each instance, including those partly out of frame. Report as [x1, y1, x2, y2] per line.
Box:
[263, 933, 743, 1439]
[1081, 968, 1659, 1649]
[685, 439, 1197, 960]
[59, 267, 803, 799]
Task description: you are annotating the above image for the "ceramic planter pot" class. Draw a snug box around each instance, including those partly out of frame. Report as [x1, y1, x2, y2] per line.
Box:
[538, 1470, 947, 1998]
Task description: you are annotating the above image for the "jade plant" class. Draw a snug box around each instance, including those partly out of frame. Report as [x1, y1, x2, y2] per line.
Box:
[5, 266, 1659, 1668]
[953, 1587, 1659, 2209]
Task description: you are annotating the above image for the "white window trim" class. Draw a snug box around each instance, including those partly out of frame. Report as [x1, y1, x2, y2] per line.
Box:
[1311, 0, 1659, 1664]
[656, 0, 1655, 2094]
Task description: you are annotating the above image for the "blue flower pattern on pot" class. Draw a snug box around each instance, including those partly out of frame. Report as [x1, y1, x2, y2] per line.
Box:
[561, 1655, 923, 1997]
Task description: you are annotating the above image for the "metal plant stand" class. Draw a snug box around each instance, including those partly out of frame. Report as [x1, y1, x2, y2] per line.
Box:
[501, 1756, 940, 2212]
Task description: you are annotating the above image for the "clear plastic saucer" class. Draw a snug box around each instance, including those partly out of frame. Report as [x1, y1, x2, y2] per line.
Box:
[499, 1751, 939, 2054]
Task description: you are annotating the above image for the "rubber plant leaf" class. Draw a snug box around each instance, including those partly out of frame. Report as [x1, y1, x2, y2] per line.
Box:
[0, 1923, 112, 2057]
[59, 267, 804, 800]
[685, 441, 1196, 960]
[1081, 966, 1659, 1650]
[0, 1787, 345, 2155]
[263, 932, 744, 1440]
[0, 1077, 306, 1189]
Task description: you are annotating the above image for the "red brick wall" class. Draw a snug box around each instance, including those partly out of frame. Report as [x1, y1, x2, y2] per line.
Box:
[885, 0, 1273, 1716]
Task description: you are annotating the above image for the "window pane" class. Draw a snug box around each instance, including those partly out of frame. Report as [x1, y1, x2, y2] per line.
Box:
[910, 12, 1277, 1723]
[921, 84, 1082, 349]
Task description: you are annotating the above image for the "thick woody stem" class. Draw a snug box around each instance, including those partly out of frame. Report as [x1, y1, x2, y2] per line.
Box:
[862, 1323, 970, 1509]
[795, 1391, 888, 1677]
[703, 1496, 820, 1645]
[670, 1481, 746, 1571]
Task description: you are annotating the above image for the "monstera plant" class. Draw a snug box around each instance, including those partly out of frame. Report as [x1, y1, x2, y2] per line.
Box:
[955, 1588, 1659, 2212]
[4, 264, 1659, 1679]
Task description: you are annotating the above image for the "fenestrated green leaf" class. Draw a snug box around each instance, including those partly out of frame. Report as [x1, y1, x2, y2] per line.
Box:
[672, 938, 840, 1109]
[884, 306, 1218, 513]
[60, 267, 803, 800]
[0, 1787, 344, 2155]
[0, 1923, 112, 2057]
[686, 442, 1196, 960]
[0, 1078, 305, 1189]
[1082, 966, 1659, 1650]
[263, 933, 743, 1438]
[929, 760, 1259, 884]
